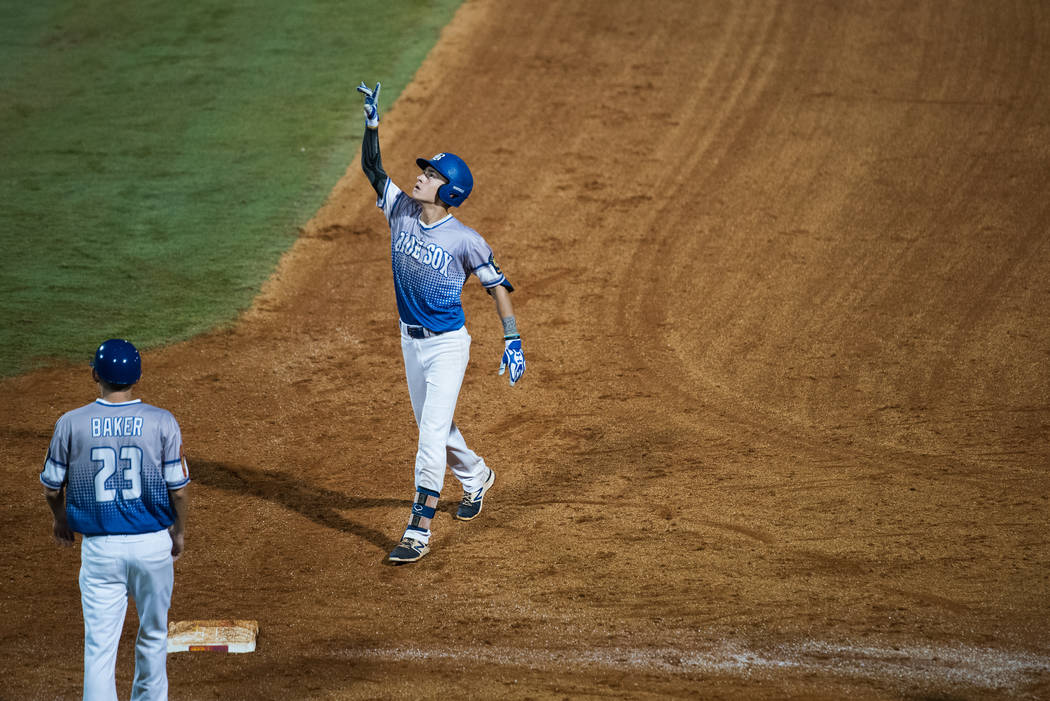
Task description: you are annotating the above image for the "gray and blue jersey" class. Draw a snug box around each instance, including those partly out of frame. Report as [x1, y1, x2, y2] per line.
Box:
[40, 398, 190, 536]
[379, 179, 510, 332]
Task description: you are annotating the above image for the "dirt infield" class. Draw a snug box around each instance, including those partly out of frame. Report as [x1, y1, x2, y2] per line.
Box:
[3, 1, 1049, 698]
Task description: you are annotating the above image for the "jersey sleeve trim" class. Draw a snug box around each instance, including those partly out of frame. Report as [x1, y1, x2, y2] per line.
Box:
[40, 474, 65, 490]
[163, 456, 191, 488]
[473, 257, 514, 291]
[166, 477, 191, 490]
[40, 456, 67, 489]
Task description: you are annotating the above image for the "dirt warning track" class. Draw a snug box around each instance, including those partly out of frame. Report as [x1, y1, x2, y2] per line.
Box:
[3, 1, 1049, 698]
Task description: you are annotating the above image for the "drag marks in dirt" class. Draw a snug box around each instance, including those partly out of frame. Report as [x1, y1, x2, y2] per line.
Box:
[337, 639, 1050, 696]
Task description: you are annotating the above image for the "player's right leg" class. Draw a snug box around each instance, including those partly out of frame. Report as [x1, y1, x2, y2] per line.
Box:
[402, 329, 469, 493]
[412, 362, 468, 493]
[80, 536, 131, 701]
[393, 328, 469, 561]
[127, 530, 175, 701]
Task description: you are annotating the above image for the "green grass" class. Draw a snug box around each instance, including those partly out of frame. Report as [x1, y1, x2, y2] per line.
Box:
[0, 0, 462, 375]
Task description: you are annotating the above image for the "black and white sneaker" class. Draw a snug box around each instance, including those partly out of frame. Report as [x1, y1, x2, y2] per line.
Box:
[455, 469, 495, 521]
[387, 537, 430, 563]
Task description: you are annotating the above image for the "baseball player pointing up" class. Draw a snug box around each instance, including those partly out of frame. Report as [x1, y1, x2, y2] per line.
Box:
[356, 81, 525, 564]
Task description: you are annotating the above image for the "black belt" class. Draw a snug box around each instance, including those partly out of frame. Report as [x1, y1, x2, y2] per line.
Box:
[404, 325, 447, 339]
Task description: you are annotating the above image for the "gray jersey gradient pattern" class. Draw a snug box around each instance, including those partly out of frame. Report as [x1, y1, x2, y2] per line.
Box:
[41, 399, 190, 536]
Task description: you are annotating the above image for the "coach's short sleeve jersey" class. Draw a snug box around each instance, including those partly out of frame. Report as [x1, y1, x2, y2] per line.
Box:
[40, 399, 190, 536]
[378, 179, 508, 331]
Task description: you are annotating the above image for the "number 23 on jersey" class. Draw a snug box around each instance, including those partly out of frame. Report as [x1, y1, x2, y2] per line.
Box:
[91, 446, 143, 502]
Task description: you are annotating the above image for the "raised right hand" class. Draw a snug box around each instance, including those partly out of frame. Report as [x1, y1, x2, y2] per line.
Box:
[357, 81, 381, 127]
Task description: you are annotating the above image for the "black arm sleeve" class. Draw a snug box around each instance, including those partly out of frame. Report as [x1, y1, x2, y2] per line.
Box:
[361, 127, 388, 197]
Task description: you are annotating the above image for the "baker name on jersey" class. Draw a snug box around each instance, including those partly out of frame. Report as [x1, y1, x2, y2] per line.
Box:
[393, 231, 454, 276]
[91, 416, 144, 437]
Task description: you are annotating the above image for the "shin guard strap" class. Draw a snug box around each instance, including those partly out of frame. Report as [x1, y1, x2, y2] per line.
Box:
[411, 488, 438, 523]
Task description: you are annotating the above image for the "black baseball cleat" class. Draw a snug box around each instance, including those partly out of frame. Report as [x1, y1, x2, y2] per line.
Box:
[387, 537, 430, 563]
[455, 469, 495, 521]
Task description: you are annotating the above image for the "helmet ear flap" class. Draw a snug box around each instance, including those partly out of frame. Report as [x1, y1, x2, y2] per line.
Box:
[438, 182, 465, 207]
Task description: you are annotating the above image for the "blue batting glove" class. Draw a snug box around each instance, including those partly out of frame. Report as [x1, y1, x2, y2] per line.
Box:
[356, 81, 381, 127]
[499, 336, 525, 386]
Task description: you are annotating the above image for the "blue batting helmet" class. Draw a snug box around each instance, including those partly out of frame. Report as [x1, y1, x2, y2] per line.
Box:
[91, 339, 141, 386]
[416, 152, 473, 207]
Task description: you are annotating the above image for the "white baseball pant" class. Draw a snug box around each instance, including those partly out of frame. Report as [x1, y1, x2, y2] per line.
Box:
[79, 529, 173, 701]
[400, 324, 490, 496]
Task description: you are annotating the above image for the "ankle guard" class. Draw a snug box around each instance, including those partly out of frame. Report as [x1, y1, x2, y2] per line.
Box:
[407, 486, 439, 534]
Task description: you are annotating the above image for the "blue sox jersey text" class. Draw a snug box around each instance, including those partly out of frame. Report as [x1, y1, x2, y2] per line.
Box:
[40, 399, 190, 536]
[379, 179, 508, 332]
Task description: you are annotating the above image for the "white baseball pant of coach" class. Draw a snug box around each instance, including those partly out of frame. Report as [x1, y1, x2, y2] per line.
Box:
[400, 322, 491, 496]
[80, 529, 173, 701]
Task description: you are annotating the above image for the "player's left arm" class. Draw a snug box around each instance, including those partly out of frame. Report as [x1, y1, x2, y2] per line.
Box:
[488, 285, 525, 386]
[168, 485, 189, 561]
[472, 245, 524, 386]
[43, 486, 74, 547]
[160, 413, 192, 559]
